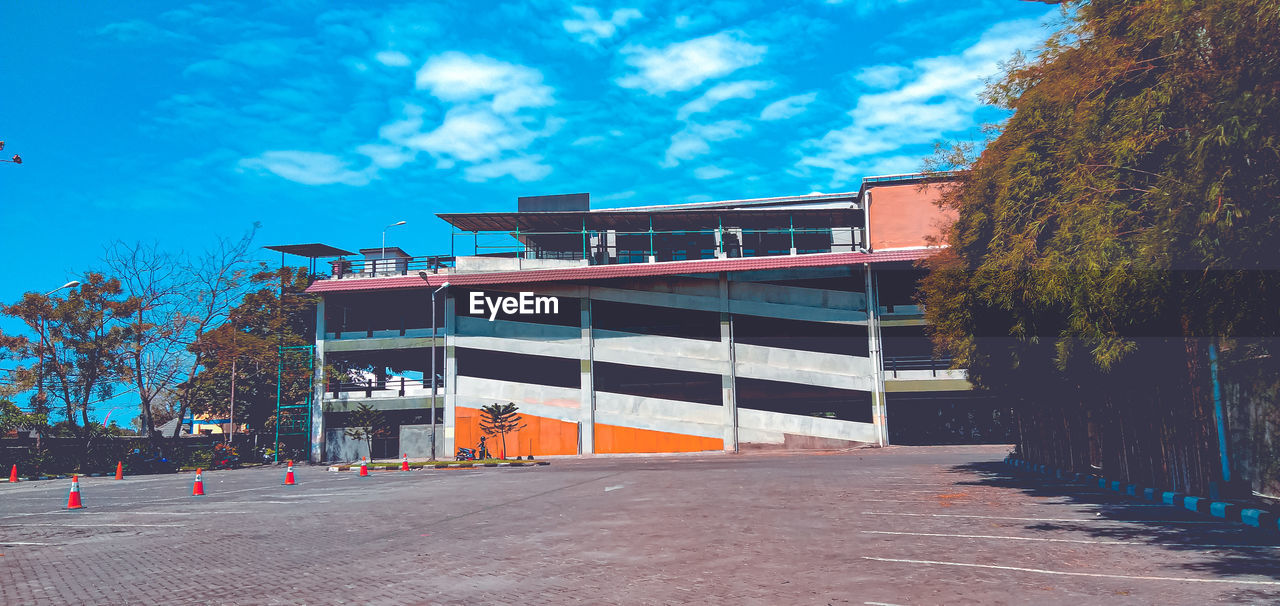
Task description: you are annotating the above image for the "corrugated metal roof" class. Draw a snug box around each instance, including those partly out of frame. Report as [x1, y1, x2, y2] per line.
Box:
[306, 249, 936, 294]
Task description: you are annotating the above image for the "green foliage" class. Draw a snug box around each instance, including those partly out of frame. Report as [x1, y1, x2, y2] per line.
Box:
[0, 399, 46, 433]
[478, 402, 526, 459]
[919, 0, 1280, 492]
[185, 265, 318, 436]
[0, 273, 130, 440]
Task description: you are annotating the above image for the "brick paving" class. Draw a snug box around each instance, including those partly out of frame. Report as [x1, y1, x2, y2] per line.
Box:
[2, 445, 1279, 605]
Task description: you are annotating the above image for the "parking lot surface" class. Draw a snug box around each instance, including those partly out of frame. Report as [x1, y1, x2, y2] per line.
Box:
[2, 445, 1279, 605]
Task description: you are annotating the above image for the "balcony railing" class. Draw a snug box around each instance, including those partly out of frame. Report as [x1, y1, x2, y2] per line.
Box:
[884, 355, 955, 378]
[326, 376, 442, 399]
[325, 255, 455, 280]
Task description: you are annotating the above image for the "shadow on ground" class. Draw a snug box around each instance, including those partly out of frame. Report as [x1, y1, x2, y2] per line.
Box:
[948, 461, 1280, 581]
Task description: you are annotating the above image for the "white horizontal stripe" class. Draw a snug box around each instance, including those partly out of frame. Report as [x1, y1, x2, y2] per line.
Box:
[861, 511, 1225, 523]
[861, 530, 1280, 549]
[861, 556, 1280, 585]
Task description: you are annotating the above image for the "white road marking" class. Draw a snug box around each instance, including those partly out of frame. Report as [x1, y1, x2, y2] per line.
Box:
[604, 485, 624, 492]
[860, 512, 1224, 524]
[1, 541, 58, 545]
[865, 602, 906, 606]
[0, 523, 183, 528]
[861, 556, 1280, 585]
[861, 530, 1280, 549]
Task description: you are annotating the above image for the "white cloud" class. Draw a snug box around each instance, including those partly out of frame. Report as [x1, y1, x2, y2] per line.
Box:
[572, 135, 607, 146]
[663, 120, 750, 167]
[463, 156, 552, 182]
[563, 6, 643, 45]
[415, 52, 553, 114]
[356, 143, 414, 169]
[826, 0, 918, 15]
[693, 165, 732, 180]
[239, 151, 372, 186]
[853, 64, 907, 88]
[760, 92, 817, 121]
[677, 80, 772, 120]
[797, 17, 1049, 185]
[618, 32, 766, 95]
[400, 107, 539, 163]
[374, 50, 411, 67]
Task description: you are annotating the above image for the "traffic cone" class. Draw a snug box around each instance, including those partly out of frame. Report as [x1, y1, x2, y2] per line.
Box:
[359, 457, 369, 477]
[401, 453, 410, 472]
[192, 469, 205, 496]
[8, 464, 17, 483]
[115, 461, 124, 480]
[284, 460, 296, 486]
[66, 475, 83, 509]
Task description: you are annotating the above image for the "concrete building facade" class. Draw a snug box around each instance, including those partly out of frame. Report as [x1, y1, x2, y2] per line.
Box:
[303, 174, 1008, 462]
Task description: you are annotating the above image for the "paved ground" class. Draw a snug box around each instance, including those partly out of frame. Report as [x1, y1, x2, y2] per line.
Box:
[2, 445, 1280, 605]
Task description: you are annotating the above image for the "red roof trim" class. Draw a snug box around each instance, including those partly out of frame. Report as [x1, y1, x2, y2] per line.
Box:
[305, 249, 936, 294]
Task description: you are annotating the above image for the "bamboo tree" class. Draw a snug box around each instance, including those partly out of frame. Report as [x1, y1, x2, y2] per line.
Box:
[920, 0, 1280, 494]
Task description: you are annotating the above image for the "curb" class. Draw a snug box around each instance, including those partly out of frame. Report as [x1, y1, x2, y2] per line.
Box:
[326, 461, 550, 472]
[1004, 456, 1279, 533]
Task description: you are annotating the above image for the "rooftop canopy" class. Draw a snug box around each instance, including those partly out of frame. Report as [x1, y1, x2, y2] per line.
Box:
[264, 243, 355, 258]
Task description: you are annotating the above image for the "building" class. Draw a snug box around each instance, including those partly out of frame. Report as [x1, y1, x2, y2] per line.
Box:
[302, 173, 1014, 463]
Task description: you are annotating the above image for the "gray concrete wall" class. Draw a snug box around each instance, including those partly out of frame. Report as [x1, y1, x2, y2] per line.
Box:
[399, 423, 444, 459]
[324, 428, 368, 462]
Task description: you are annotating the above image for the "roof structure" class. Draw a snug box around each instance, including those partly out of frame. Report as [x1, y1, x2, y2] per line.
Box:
[306, 248, 936, 294]
[437, 207, 862, 233]
[264, 243, 355, 258]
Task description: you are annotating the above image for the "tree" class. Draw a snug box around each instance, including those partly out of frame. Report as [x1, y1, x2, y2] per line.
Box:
[0, 273, 130, 465]
[167, 229, 259, 439]
[919, 0, 1280, 494]
[104, 240, 188, 441]
[345, 403, 387, 461]
[478, 402, 526, 460]
[184, 265, 317, 440]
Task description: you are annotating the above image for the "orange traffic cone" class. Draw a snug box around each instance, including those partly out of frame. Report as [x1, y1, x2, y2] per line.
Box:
[359, 457, 369, 477]
[66, 475, 84, 509]
[192, 469, 205, 496]
[284, 460, 296, 486]
[8, 464, 17, 483]
[115, 461, 124, 480]
[401, 453, 410, 472]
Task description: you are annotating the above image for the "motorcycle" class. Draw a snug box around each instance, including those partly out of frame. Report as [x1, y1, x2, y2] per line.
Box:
[211, 443, 240, 470]
[456, 437, 492, 461]
[125, 447, 179, 474]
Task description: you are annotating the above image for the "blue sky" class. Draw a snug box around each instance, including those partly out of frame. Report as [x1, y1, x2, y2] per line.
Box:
[2, 0, 1057, 305]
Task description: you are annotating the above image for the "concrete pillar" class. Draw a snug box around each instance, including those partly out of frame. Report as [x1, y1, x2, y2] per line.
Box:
[720, 273, 738, 452]
[579, 294, 595, 454]
[443, 295, 458, 458]
[310, 297, 327, 463]
[864, 265, 889, 446]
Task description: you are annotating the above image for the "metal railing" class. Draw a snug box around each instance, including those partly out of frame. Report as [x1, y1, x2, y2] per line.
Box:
[326, 375, 441, 398]
[885, 355, 954, 378]
[324, 255, 455, 280]
[457, 226, 860, 266]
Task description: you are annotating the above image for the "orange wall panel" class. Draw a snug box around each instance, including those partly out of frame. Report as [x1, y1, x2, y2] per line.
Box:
[593, 423, 723, 454]
[455, 406, 579, 457]
[866, 182, 957, 251]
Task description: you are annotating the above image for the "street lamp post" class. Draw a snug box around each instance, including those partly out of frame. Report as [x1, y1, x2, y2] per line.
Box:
[381, 221, 407, 274]
[425, 279, 450, 460]
[36, 281, 80, 411]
